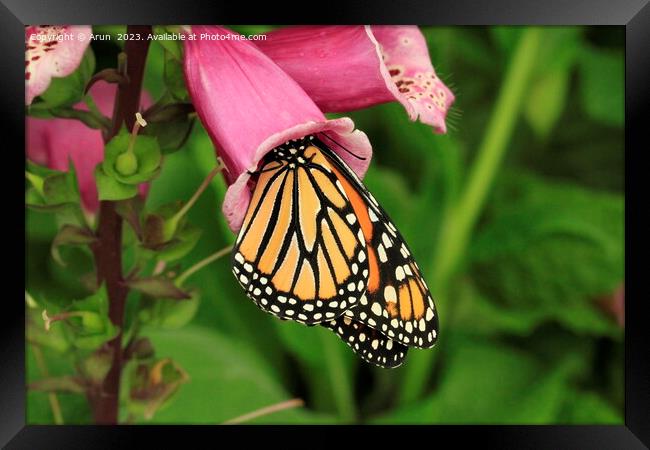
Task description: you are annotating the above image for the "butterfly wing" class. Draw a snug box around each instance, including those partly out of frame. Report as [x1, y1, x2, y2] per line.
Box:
[232, 139, 369, 325]
[324, 309, 409, 368]
[315, 135, 439, 351]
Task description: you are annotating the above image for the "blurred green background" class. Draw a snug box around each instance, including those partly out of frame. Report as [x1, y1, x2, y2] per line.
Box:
[26, 25, 624, 424]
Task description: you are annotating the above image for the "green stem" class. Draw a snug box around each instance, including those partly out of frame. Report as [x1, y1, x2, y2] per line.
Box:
[320, 331, 357, 423]
[398, 28, 543, 406]
[176, 244, 233, 287]
[31, 345, 64, 424]
[164, 164, 223, 239]
[50, 107, 111, 131]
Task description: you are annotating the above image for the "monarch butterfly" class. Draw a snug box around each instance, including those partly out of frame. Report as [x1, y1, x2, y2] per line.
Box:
[232, 134, 438, 368]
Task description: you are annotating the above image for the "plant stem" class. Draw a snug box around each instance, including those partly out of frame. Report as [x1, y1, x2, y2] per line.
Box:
[320, 331, 357, 422]
[89, 25, 151, 424]
[176, 244, 233, 287]
[165, 164, 223, 238]
[398, 28, 543, 406]
[31, 345, 64, 425]
[222, 398, 305, 424]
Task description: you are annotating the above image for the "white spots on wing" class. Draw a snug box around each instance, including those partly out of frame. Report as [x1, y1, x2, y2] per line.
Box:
[382, 233, 392, 249]
[395, 266, 405, 281]
[235, 253, 244, 264]
[243, 263, 253, 272]
[239, 275, 249, 284]
[426, 308, 434, 321]
[384, 285, 397, 303]
[371, 302, 383, 316]
[378, 244, 388, 263]
[368, 208, 379, 222]
[346, 214, 357, 224]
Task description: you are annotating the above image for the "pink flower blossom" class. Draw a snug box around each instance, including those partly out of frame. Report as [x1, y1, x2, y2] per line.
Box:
[183, 26, 372, 232]
[25, 25, 92, 105]
[257, 26, 455, 133]
[26, 81, 152, 213]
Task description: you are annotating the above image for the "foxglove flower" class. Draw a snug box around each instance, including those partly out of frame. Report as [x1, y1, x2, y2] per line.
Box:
[183, 25, 372, 232]
[26, 81, 152, 213]
[257, 25, 455, 133]
[25, 25, 92, 105]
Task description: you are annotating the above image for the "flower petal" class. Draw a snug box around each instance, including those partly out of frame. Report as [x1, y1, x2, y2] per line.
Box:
[183, 26, 372, 232]
[257, 25, 455, 133]
[26, 81, 152, 212]
[25, 25, 92, 105]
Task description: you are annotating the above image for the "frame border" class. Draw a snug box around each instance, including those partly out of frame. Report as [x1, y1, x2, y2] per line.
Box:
[4, 0, 647, 447]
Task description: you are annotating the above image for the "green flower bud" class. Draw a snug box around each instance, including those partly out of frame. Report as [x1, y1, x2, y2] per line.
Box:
[115, 152, 139, 176]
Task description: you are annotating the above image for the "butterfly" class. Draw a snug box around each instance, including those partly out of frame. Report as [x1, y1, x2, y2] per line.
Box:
[231, 134, 438, 368]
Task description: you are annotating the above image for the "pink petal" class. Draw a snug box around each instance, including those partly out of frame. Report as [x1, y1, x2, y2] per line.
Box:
[183, 26, 372, 232]
[257, 26, 455, 133]
[26, 81, 152, 213]
[25, 25, 92, 105]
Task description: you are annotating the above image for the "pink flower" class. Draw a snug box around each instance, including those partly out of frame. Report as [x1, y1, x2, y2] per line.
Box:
[25, 25, 92, 105]
[183, 26, 372, 232]
[26, 81, 152, 213]
[257, 26, 455, 133]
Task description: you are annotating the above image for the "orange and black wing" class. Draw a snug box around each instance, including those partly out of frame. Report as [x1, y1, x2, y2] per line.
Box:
[315, 134, 439, 354]
[232, 138, 369, 325]
[323, 309, 409, 368]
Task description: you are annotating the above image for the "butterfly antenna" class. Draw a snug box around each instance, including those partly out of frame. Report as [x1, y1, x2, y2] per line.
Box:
[319, 133, 367, 161]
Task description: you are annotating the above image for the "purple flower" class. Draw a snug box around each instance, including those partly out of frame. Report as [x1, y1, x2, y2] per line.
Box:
[183, 25, 455, 232]
[25, 25, 92, 105]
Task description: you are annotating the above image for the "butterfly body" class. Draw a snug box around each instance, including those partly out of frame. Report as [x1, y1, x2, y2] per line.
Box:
[232, 135, 438, 368]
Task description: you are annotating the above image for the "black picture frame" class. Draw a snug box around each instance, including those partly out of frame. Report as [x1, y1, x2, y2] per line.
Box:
[4, 0, 648, 447]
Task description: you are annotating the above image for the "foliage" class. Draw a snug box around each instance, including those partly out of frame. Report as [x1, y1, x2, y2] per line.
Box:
[26, 25, 623, 424]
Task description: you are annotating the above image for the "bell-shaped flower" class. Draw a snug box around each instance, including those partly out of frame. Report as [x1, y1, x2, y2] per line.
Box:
[25, 25, 92, 105]
[26, 81, 152, 213]
[257, 26, 455, 133]
[183, 26, 372, 232]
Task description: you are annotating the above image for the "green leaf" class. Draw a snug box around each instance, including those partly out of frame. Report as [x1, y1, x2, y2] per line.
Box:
[137, 326, 333, 423]
[27, 345, 92, 424]
[157, 224, 202, 262]
[103, 128, 162, 184]
[558, 391, 622, 424]
[152, 27, 183, 61]
[163, 49, 189, 101]
[525, 68, 570, 139]
[126, 276, 191, 300]
[79, 347, 113, 384]
[372, 335, 577, 424]
[28, 375, 86, 394]
[468, 172, 623, 337]
[139, 290, 200, 330]
[51, 224, 96, 266]
[95, 165, 138, 201]
[37, 47, 96, 109]
[69, 285, 120, 350]
[578, 45, 624, 126]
